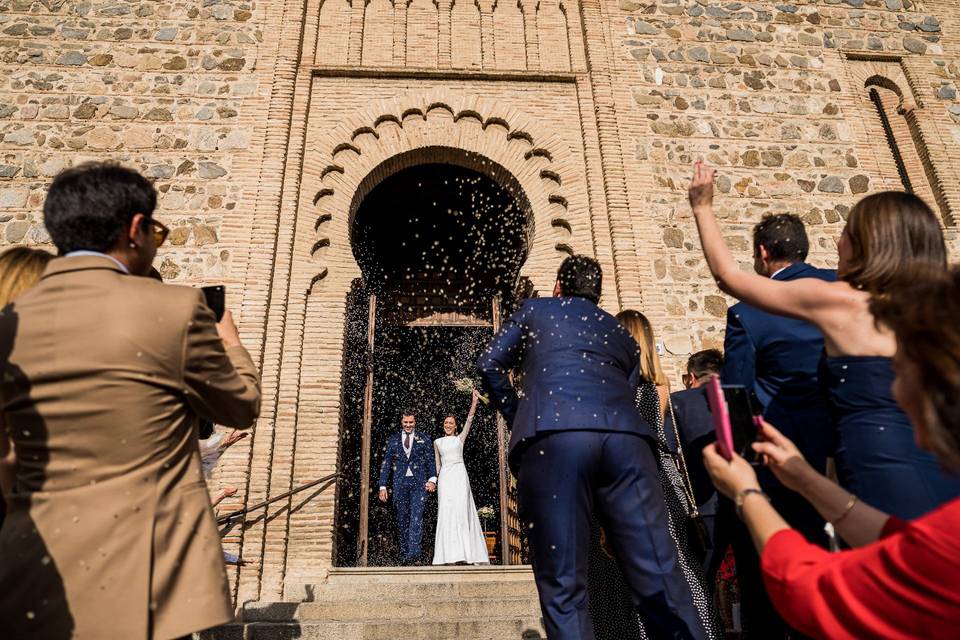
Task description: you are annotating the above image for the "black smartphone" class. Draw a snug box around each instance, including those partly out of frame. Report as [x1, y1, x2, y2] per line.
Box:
[201, 285, 226, 321]
[722, 385, 763, 463]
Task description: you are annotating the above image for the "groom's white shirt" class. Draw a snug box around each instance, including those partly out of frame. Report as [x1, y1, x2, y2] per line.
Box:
[379, 429, 437, 490]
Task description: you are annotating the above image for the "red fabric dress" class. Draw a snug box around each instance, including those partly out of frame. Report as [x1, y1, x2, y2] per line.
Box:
[761, 497, 960, 639]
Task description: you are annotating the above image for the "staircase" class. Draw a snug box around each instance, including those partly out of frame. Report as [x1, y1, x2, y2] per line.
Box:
[200, 566, 545, 640]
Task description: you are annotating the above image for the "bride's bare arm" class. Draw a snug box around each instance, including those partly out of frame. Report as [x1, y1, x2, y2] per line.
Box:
[688, 162, 849, 324]
[459, 390, 480, 443]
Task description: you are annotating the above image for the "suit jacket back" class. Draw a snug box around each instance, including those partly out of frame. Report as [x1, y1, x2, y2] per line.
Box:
[0, 256, 261, 640]
[722, 262, 836, 471]
[478, 296, 650, 465]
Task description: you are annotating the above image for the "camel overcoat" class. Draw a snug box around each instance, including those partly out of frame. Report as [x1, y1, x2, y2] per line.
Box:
[0, 256, 261, 639]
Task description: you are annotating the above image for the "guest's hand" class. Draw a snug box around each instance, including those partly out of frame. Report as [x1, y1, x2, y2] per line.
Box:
[752, 421, 817, 493]
[703, 443, 760, 500]
[426, 481, 436, 493]
[223, 429, 248, 448]
[217, 309, 242, 348]
[378, 488, 388, 502]
[688, 161, 716, 214]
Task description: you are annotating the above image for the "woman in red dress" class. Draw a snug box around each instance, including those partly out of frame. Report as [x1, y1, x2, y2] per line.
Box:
[701, 264, 960, 639]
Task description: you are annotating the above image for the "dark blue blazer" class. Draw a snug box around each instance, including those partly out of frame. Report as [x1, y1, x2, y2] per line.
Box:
[722, 262, 836, 472]
[478, 296, 651, 465]
[378, 431, 437, 489]
[669, 388, 718, 516]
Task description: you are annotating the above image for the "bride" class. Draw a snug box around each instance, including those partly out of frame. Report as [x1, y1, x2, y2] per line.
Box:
[432, 390, 490, 565]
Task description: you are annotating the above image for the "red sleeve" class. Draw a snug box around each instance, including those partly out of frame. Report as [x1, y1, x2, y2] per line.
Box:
[760, 530, 841, 638]
[880, 515, 908, 537]
[761, 511, 960, 640]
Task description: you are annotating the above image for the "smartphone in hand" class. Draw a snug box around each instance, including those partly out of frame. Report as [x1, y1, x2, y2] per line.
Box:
[201, 285, 226, 322]
[706, 377, 763, 462]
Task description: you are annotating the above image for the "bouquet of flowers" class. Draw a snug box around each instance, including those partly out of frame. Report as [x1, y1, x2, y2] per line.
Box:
[477, 505, 495, 529]
[453, 377, 490, 405]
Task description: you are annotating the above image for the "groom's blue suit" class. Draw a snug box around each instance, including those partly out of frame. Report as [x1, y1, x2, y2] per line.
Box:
[479, 296, 705, 640]
[378, 430, 437, 563]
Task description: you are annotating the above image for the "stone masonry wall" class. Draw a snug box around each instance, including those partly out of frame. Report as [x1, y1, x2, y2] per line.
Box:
[3, 0, 960, 604]
[0, 0, 282, 596]
[608, 0, 960, 378]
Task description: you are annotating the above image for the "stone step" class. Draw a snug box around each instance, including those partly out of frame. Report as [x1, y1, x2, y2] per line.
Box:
[200, 617, 546, 640]
[243, 596, 541, 622]
[326, 565, 534, 583]
[284, 578, 539, 604]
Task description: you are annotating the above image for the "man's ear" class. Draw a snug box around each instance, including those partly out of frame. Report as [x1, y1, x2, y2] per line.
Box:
[553, 281, 563, 297]
[758, 244, 770, 263]
[127, 213, 146, 247]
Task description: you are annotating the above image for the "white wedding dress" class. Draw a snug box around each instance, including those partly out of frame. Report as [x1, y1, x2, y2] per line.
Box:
[432, 432, 490, 565]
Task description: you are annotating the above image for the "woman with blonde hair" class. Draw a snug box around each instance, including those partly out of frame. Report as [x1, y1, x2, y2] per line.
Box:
[689, 161, 960, 519]
[0, 246, 52, 307]
[587, 310, 720, 639]
[0, 246, 52, 530]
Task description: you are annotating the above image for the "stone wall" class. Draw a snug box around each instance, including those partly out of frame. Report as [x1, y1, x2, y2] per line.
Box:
[608, 0, 960, 378]
[3, 0, 960, 603]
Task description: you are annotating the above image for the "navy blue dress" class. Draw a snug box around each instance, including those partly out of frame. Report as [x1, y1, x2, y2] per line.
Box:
[821, 355, 960, 520]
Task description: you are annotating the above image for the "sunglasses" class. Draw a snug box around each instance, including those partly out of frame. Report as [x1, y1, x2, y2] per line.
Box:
[147, 218, 170, 247]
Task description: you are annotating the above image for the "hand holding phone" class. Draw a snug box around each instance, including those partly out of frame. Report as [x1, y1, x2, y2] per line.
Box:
[216, 310, 241, 348]
[202, 285, 226, 321]
[705, 377, 763, 462]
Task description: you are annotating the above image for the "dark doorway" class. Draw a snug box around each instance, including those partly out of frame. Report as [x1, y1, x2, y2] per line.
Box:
[334, 158, 531, 567]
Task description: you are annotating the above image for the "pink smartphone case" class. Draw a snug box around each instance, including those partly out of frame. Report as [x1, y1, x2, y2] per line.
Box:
[705, 376, 734, 461]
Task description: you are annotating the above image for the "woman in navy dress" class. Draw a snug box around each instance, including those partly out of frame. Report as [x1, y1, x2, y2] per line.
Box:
[688, 162, 960, 519]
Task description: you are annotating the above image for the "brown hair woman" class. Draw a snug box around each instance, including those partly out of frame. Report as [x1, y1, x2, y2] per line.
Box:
[688, 161, 960, 519]
[700, 267, 960, 639]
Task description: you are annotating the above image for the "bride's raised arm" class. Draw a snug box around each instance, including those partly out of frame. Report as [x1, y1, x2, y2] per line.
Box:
[459, 390, 481, 443]
[688, 162, 848, 324]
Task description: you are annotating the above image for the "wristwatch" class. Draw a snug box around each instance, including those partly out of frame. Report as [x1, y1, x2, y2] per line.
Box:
[735, 487, 770, 519]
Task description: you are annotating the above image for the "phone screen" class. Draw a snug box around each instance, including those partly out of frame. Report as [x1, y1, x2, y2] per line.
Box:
[723, 386, 761, 462]
[201, 285, 226, 322]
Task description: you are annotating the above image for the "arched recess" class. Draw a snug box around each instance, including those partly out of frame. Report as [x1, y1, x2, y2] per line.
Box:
[316, 0, 352, 65]
[847, 59, 954, 226]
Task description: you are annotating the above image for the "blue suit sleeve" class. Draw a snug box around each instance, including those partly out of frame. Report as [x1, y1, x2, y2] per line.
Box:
[378, 438, 393, 488]
[477, 305, 527, 426]
[722, 306, 756, 388]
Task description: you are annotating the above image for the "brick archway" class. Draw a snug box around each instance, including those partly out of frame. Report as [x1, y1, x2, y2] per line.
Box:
[301, 91, 590, 296]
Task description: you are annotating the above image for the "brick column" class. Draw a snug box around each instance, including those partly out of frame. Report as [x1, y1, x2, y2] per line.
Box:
[520, 0, 540, 70]
[478, 0, 496, 69]
[348, 0, 366, 64]
[438, 0, 453, 67]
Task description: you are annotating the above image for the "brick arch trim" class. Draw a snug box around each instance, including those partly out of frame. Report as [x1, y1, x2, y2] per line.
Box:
[345, 145, 536, 255]
[303, 91, 587, 290]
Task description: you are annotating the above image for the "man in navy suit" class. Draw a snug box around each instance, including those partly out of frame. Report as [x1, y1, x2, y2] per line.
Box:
[670, 349, 725, 578]
[722, 213, 835, 638]
[378, 409, 437, 565]
[479, 255, 704, 640]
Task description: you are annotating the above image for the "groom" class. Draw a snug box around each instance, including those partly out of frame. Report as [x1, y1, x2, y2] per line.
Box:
[479, 255, 705, 639]
[378, 409, 437, 565]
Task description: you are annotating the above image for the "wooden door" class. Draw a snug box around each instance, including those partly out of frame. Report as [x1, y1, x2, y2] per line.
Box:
[357, 293, 377, 566]
[492, 296, 523, 565]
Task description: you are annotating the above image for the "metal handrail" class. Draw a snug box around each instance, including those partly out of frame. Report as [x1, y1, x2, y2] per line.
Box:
[217, 472, 339, 524]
